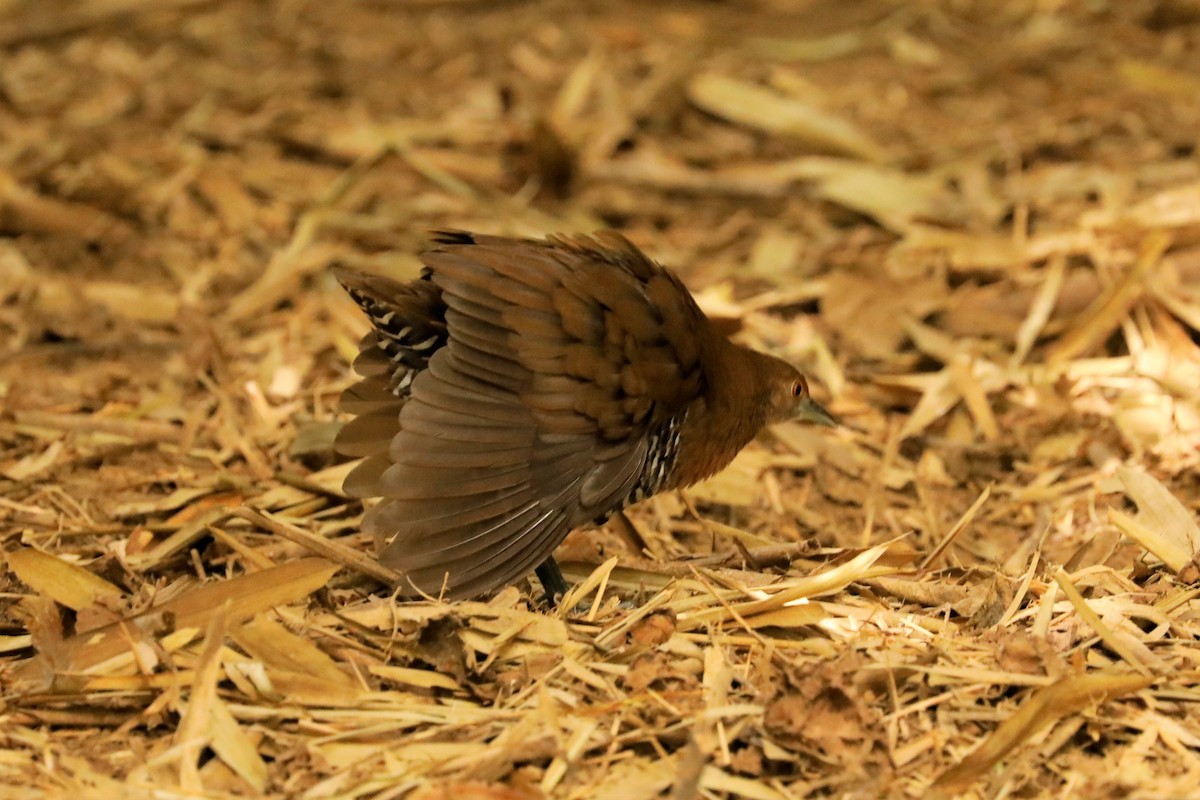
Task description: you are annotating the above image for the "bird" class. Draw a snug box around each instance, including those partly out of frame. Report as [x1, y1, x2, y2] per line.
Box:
[332, 230, 836, 601]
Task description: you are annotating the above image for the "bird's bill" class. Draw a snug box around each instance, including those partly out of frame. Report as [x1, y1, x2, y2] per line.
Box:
[797, 396, 839, 427]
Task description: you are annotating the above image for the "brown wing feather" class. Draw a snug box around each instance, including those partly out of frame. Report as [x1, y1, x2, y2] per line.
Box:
[344, 232, 708, 597]
[332, 268, 448, 477]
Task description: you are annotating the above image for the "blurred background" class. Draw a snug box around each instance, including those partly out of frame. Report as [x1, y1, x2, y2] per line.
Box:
[2, 0, 1200, 796]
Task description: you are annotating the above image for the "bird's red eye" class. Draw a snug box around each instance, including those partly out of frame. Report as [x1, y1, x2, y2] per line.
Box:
[792, 377, 808, 398]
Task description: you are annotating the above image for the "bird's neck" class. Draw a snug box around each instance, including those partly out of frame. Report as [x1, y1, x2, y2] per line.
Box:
[671, 341, 772, 489]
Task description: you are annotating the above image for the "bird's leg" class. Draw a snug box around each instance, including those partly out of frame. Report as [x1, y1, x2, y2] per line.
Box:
[535, 556, 570, 605]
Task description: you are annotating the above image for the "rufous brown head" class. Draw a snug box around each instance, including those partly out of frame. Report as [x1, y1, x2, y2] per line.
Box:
[759, 356, 838, 428]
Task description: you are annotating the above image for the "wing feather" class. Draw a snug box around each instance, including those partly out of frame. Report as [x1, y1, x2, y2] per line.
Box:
[336, 411, 403, 456]
[341, 232, 708, 597]
[343, 454, 390, 498]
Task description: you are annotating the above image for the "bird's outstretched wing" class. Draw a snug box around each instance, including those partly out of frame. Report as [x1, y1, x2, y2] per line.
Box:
[341, 232, 707, 597]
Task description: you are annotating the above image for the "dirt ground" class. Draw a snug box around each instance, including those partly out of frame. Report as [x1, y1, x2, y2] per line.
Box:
[2, 0, 1200, 797]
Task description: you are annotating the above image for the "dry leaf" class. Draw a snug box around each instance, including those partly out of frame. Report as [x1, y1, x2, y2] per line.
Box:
[6, 548, 124, 611]
[12, 558, 339, 683]
[1116, 466, 1200, 570]
[932, 672, 1152, 793]
[687, 73, 886, 162]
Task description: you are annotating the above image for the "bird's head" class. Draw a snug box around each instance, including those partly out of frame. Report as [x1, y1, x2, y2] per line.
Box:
[761, 358, 838, 428]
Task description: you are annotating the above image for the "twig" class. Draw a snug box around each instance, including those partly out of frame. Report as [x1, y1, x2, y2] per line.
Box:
[13, 411, 182, 444]
[233, 506, 400, 585]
